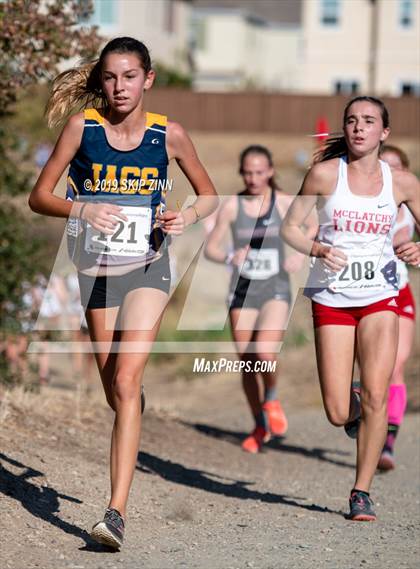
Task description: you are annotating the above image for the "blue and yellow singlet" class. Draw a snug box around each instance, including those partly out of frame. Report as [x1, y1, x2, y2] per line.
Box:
[66, 108, 171, 267]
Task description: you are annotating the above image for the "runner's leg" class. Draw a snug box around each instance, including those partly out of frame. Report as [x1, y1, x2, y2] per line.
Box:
[355, 311, 399, 491]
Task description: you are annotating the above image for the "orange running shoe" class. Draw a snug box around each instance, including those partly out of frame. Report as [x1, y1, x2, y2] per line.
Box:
[241, 426, 270, 453]
[263, 400, 288, 436]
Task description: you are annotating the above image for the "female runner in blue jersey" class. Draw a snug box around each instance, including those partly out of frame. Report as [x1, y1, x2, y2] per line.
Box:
[281, 96, 420, 521]
[29, 37, 218, 549]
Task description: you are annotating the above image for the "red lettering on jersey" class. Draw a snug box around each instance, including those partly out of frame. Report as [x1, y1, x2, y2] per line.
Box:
[380, 224, 391, 235]
[366, 222, 381, 234]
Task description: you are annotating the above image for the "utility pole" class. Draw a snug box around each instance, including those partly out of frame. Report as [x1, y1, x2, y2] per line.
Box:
[368, 0, 379, 94]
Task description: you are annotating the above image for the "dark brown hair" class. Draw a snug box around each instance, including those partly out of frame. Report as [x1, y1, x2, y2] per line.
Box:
[239, 145, 281, 191]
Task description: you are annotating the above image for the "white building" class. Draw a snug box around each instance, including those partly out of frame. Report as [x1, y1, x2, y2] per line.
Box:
[191, 0, 420, 96]
[191, 2, 301, 91]
[300, 0, 420, 96]
[86, 0, 193, 73]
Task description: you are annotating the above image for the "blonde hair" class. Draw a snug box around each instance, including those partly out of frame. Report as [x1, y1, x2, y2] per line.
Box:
[45, 61, 104, 127]
[380, 144, 410, 169]
[45, 37, 152, 127]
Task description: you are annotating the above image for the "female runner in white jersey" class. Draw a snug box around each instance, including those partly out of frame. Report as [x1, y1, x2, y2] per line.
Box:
[29, 37, 218, 549]
[281, 96, 420, 521]
[377, 145, 419, 471]
[205, 146, 316, 453]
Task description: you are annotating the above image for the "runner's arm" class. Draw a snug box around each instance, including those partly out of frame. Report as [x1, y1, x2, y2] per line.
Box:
[277, 193, 319, 273]
[281, 162, 347, 271]
[394, 171, 420, 265]
[281, 164, 327, 257]
[396, 171, 420, 225]
[28, 113, 85, 219]
[204, 197, 236, 263]
[166, 121, 219, 228]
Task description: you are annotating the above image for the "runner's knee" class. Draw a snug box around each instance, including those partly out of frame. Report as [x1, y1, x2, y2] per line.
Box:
[324, 403, 349, 426]
[361, 388, 388, 415]
[113, 370, 142, 403]
[255, 351, 276, 365]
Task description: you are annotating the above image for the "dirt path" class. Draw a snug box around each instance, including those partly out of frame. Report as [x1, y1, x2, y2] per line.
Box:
[0, 366, 419, 569]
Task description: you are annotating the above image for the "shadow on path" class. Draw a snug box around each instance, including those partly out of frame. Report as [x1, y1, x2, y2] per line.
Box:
[182, 422, 354, 470]
[138, 451, 345, 516]
[0, 453, 114, 553]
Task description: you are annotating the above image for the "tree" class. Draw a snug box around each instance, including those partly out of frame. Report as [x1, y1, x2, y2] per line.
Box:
[0, 0, 100, 194]
[0, 0, 101, 381]
[153, 62, 192, 89]
[0, 0, 100, 115]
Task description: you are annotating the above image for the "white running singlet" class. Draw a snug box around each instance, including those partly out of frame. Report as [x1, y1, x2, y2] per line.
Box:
[392, 204, 416, 290]
[305, 157, 399, 307]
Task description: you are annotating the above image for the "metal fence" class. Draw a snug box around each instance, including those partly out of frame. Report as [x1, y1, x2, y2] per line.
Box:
[146, 90, 420, 136]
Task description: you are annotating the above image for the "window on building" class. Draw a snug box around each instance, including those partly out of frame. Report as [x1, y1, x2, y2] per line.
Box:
[334, 81, 359, 95]
[321, 0, 340, 26]
[191, 16, 207, 51]
[80, 0, 116, 26]
[400, 82, 420, 96]
[400, 0, 414, 27]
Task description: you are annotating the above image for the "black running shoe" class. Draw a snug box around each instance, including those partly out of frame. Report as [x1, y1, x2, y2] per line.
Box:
[348, 490, 376, 522]
[90, 508, 125, 549]
[141, 385, 146, 414]
[344, 417, 360, 439]
[344, 384, 361, 439]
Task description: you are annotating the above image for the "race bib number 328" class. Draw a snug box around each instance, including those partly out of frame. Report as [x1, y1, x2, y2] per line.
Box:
[85, 206, 152, 257]
[240, 248, 279, 280]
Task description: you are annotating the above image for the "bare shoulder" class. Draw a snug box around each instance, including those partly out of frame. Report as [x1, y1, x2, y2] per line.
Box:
[219, 194, 238, 222]
[302, 158, 340, 196]
[65, 111, 85, 133]
[52, 112, 84, 156]
[310, 158, 340, 181]
[166, 120, 189, 144]
[392, 168, 419, 206]
[392, 168, 419, 191]
[275, 190, 294, 207]
[274, 190, 294, 216]
[57, 112, 85, 145]
[166, 120, 195, 161]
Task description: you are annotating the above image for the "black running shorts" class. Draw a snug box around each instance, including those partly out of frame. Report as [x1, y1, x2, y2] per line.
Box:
[78, 254, 171, 310]
[228, 275, 291, 311]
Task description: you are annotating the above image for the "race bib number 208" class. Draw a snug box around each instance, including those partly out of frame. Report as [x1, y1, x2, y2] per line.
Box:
[329, 254, 383, 292]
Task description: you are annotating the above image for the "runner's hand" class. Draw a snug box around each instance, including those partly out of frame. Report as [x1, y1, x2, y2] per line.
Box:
[396, 241, 420, 266]
[157, 210, 185, 235]
[81, 203, 128, 235]
[318, 245, 348, 272]
[231, 246, 250, 267]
